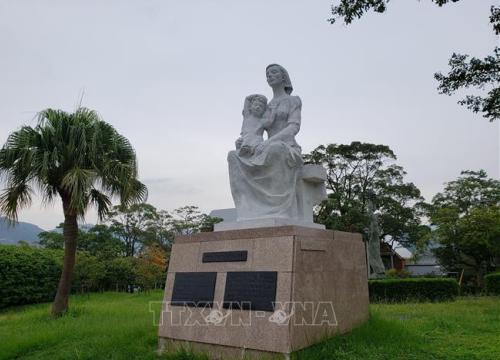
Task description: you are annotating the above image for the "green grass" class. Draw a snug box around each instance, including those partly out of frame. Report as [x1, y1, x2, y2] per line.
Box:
[0, 292, 499, 360]
[0, 291, 205, 360]
[296, 297, 500, 360]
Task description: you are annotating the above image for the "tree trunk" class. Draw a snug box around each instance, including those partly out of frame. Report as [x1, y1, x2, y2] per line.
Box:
[51, 211, 78, 316]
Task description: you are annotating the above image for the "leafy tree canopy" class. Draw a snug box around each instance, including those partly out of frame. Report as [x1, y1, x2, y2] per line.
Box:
[105, 203, 222, 255]
[107, 203, 158, 257]
[0, 108, 147, 222]
[146, 205, 222, 252]
[329, 0, 460, 25]
[38, 228, 65, 250]
[329, 1, 500, 121]
[304, 142, 427, 246]
[38, 223, 125, 259]
[434, 47, 500, 123]
[432, 170, 500, 214]
[428, 170, 500, 286]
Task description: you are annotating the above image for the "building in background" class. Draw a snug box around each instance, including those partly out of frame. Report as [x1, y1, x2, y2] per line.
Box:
[404, 242, 446, 276]
[380, 241, 411, 271]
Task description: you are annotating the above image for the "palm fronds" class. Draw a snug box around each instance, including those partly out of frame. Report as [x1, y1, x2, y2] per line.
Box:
[0, 107, 147, 222]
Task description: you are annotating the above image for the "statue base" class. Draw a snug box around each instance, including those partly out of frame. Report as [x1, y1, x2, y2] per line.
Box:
[214, 218, 325, 231]
[158, 226, 369, 359]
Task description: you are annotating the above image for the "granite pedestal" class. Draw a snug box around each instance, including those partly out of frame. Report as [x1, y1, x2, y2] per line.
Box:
[158, 226, 369, 359]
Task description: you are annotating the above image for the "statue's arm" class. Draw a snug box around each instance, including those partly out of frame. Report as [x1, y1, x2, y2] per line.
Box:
[262, 114, 273, 130]
[268, 123, 299, 143]
[235, 137, 243, 149]
[235, 122, 245, 150]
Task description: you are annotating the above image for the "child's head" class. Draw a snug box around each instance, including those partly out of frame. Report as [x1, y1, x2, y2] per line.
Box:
[247, 94, 267, 117]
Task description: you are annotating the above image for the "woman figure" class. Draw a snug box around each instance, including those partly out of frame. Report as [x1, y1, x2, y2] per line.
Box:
[228, 64, 304, 220]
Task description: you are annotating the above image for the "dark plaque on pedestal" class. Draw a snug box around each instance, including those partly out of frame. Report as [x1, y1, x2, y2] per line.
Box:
[223, 271, 277, 312]
[202, 250, 248, 263]
[171, 272, 217, 307]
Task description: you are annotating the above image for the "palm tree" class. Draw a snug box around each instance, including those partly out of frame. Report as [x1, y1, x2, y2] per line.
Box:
[0, 108, 147, 316]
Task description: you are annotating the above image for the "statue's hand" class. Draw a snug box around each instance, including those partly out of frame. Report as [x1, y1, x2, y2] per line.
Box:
[238, 145, 254, 157]
[235, 137, 243, 149]
[254, 140, 268, 155]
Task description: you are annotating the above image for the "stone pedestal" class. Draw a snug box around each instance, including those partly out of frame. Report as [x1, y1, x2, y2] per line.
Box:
[158, 226, 369, 359]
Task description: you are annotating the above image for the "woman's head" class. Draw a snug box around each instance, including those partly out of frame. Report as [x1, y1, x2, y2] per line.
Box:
[266, 64, 293, 94]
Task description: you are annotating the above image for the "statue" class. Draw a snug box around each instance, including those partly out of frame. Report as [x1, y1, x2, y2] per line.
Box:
[223, 64, 326, 229]
[366, 193, 386, 278]
[158, 65, 371, 358]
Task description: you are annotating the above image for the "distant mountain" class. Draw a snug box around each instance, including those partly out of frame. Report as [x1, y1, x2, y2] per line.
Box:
[0, 217, 45, 245]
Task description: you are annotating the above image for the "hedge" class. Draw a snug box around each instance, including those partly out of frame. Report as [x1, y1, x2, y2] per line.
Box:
[369, 278, 459, 302]
[0, 245, 62, 308]
[485, 273, 500, 295]
[0, 245, 167, 309]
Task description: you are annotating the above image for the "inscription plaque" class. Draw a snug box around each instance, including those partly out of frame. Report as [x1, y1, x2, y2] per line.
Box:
[223, 271, 277, 312]
[171, 272, 217, 307]
[202, 250, 248, 263]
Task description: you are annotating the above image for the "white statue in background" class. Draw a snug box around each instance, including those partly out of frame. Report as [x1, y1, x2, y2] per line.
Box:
[366, 194, 386, 278]
[221, 64, 327, 230]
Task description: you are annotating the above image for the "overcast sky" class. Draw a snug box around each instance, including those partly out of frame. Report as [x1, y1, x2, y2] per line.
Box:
[1, 0, 498, 230]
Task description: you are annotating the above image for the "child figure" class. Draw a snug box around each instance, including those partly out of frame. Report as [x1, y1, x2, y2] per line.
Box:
[236, 94, 269, 157]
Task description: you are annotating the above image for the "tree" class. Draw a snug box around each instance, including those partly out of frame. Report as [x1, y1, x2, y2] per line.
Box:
[0, 107, 147, 315]
[38, 228, 65, 249]
[304, 142, 426, 246]
[429, 170, 500, 286]
[135, 244, 168, 291]
[71, 252, 106, 293]
[103, 257, 135, 292]
[329, 1, 500, 122]
[38, 224, 125, 258]
[80, 224, 125, 259]
[168, 205, 222, 235]
[329, 0, 461, 24]
[150, 209, 175, 252]
[106, 203, 158, 257]
[432, 170, 500, 214]
[147, 206, 223, 252]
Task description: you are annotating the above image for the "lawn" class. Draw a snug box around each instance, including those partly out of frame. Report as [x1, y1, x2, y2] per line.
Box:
[0, 291, 499, 360]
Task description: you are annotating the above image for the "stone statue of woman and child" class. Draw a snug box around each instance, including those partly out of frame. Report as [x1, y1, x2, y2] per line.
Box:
[159, 64, 371, 358]
[215, 64, 327, 231]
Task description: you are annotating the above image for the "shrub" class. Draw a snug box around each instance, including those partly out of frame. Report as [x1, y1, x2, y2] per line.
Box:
[385, 268, 411, 278]
[134, 258, 166, 291]
[72, 252, 107, 293]
[0, 245, 62, 308]
[103, 257, 136, 292]
[369, 278, 459, 303]
[0, 244, 168, 307]
[485, 273, 500, 295]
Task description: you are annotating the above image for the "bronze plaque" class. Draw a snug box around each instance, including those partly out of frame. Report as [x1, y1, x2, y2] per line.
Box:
[171, 272, 217, 307]
[202, 250, 248, 263]
[223, 271, 277, 312]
